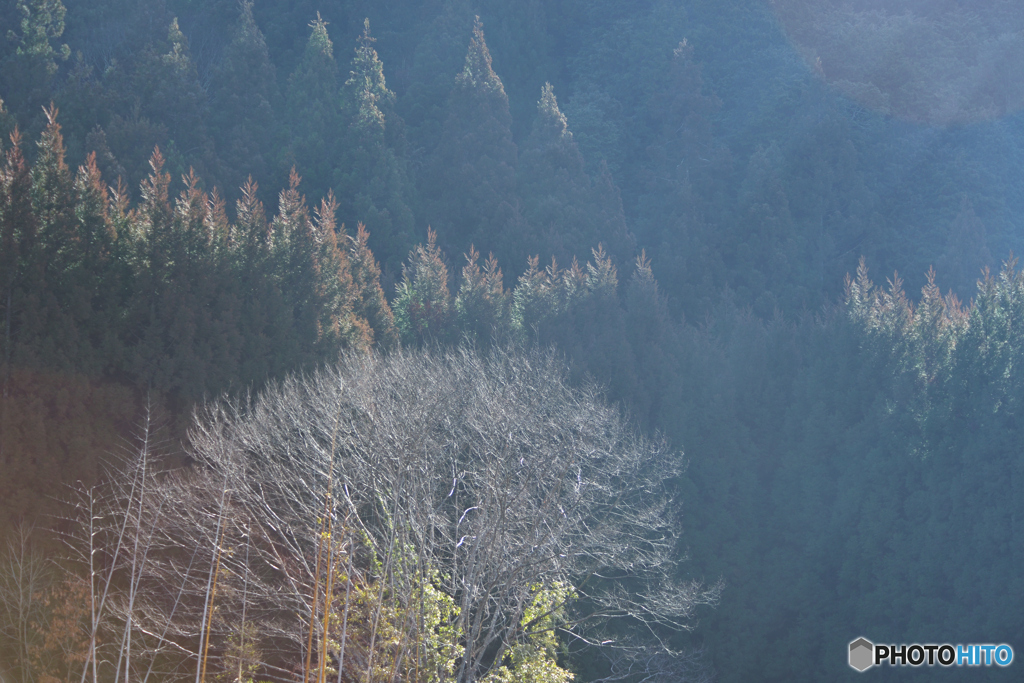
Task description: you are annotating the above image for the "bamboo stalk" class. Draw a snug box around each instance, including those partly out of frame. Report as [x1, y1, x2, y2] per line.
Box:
[200, 507, 228, 683]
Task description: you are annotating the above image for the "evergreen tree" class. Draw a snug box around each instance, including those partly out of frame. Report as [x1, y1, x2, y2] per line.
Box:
[67, 152, 120, 373]
[126, 147, 177, 392]
[0, 0, 69, 121]
[0, 129, 39, 386]
[393, 228, 452, 346]
[348, 222, 399, 349]
[285, 13, 340, 205]
[310, 193, 374, 353]
[622, 251, 680, 428]
[937, 196, 992, 300]
[518, 83, 633, 270]
[636, 39, 729, 317]
[509, 254, 576, 337]
[454, 245, 509, 346]
[731, 142, 798, 314]
[27, 106, 84, 371]
[209, 0, 280, 199]
[230, 176, 283, 388]
[337, 19, 414, 273]
[269, 168, 318, 370]
[0, 98, 14, 142]
[426, 16, 521, 266]
[134, 18, 212, 181]
[399, 0, 475, 153]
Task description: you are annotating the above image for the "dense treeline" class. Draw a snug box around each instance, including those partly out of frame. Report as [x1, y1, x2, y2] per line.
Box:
[2, 0, 1019, 313]
[3, 0, 1024, 681]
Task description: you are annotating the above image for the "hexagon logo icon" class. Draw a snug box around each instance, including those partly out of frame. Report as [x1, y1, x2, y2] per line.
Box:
[849, 637, 874, 672]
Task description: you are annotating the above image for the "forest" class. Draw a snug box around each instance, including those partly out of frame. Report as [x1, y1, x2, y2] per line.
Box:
[1, 0, 1023, 681]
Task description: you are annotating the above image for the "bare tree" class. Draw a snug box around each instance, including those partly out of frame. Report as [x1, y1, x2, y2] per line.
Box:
[74, 346, 717, 683]
[0, 525, 50, 683]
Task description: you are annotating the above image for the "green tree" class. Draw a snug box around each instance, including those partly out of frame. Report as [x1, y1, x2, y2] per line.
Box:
[426, 16, 521, 264]
[636, 39, 729, 317]
[348, 222, 398, 350]
[230, 176, 284, 388]
[336, 19, 415, 272]
[0, 0, 69, 119]
[0, 129, 39, 389]
[519, 83, 633, 270]
[454, 246, 509, 346]
[393, 228, 452, 346]
[285, 13, 340, 205]
[209, 0, 280, 199]
[937, 196, 992, 300]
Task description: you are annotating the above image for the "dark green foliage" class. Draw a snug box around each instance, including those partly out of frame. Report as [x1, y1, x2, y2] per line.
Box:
[425, 16, 522, 264]
[0, 119, 395, 538]
[393, 228, 452, 346]
[519, 83, 633, 269]
[283, 13, 340, 205]
[1, 128, 39, 387]
[208, 0, 280, 198]
[348, 221, 398, 349]
[0, 0, 70, 118]
[336, 19, 414, 272]
[937, 196, 993, 300]
[454, 245, 508, 346]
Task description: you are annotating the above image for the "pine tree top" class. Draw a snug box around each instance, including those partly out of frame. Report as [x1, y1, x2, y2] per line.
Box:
[164, 18, 196, 75]
[535, 82, 569, 140]
[305, 12, 334, 60]
[235, 0, 264, 47]
[345, 19, 393, 131]
[457, 16, 504, 97]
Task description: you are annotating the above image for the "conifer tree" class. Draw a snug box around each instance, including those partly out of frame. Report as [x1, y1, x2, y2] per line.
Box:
[134, 18, 211, 181]
[285, 13, 340, 205]
[733, 142, 798, 313]
[27, 106, 85, 371]
[231, 176, 283, 388]
[510, 254, 583, 337]
[261, 172, 378, 374]
[337, 19, 414, 272]
[68, 152, 120, 374]
[427, 16, 521, 265]
[641, 40, 724, 213]
[509, 245, 637, 401]
[937, 196, 992, 300]
[348, 222, 399, 349]
[268, 168, 318, 372]
[454, 246, 509, 346]
[0, 129, 38, 384]
[519, 83, 634, 269]
[0, 0, 69, 119]
[311, 193, 374, 353]
[126, 147, 177, 392]
[637, 40, 729, 315]
[32, 106, 75, 274]
[0, 98, 13, 142]
[393, 228, 452, 345]
[400, 0, 475, 150]
[622, 251, 681, 429]
[209, 0, 279, 199]
[166, 168, 237, 397]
